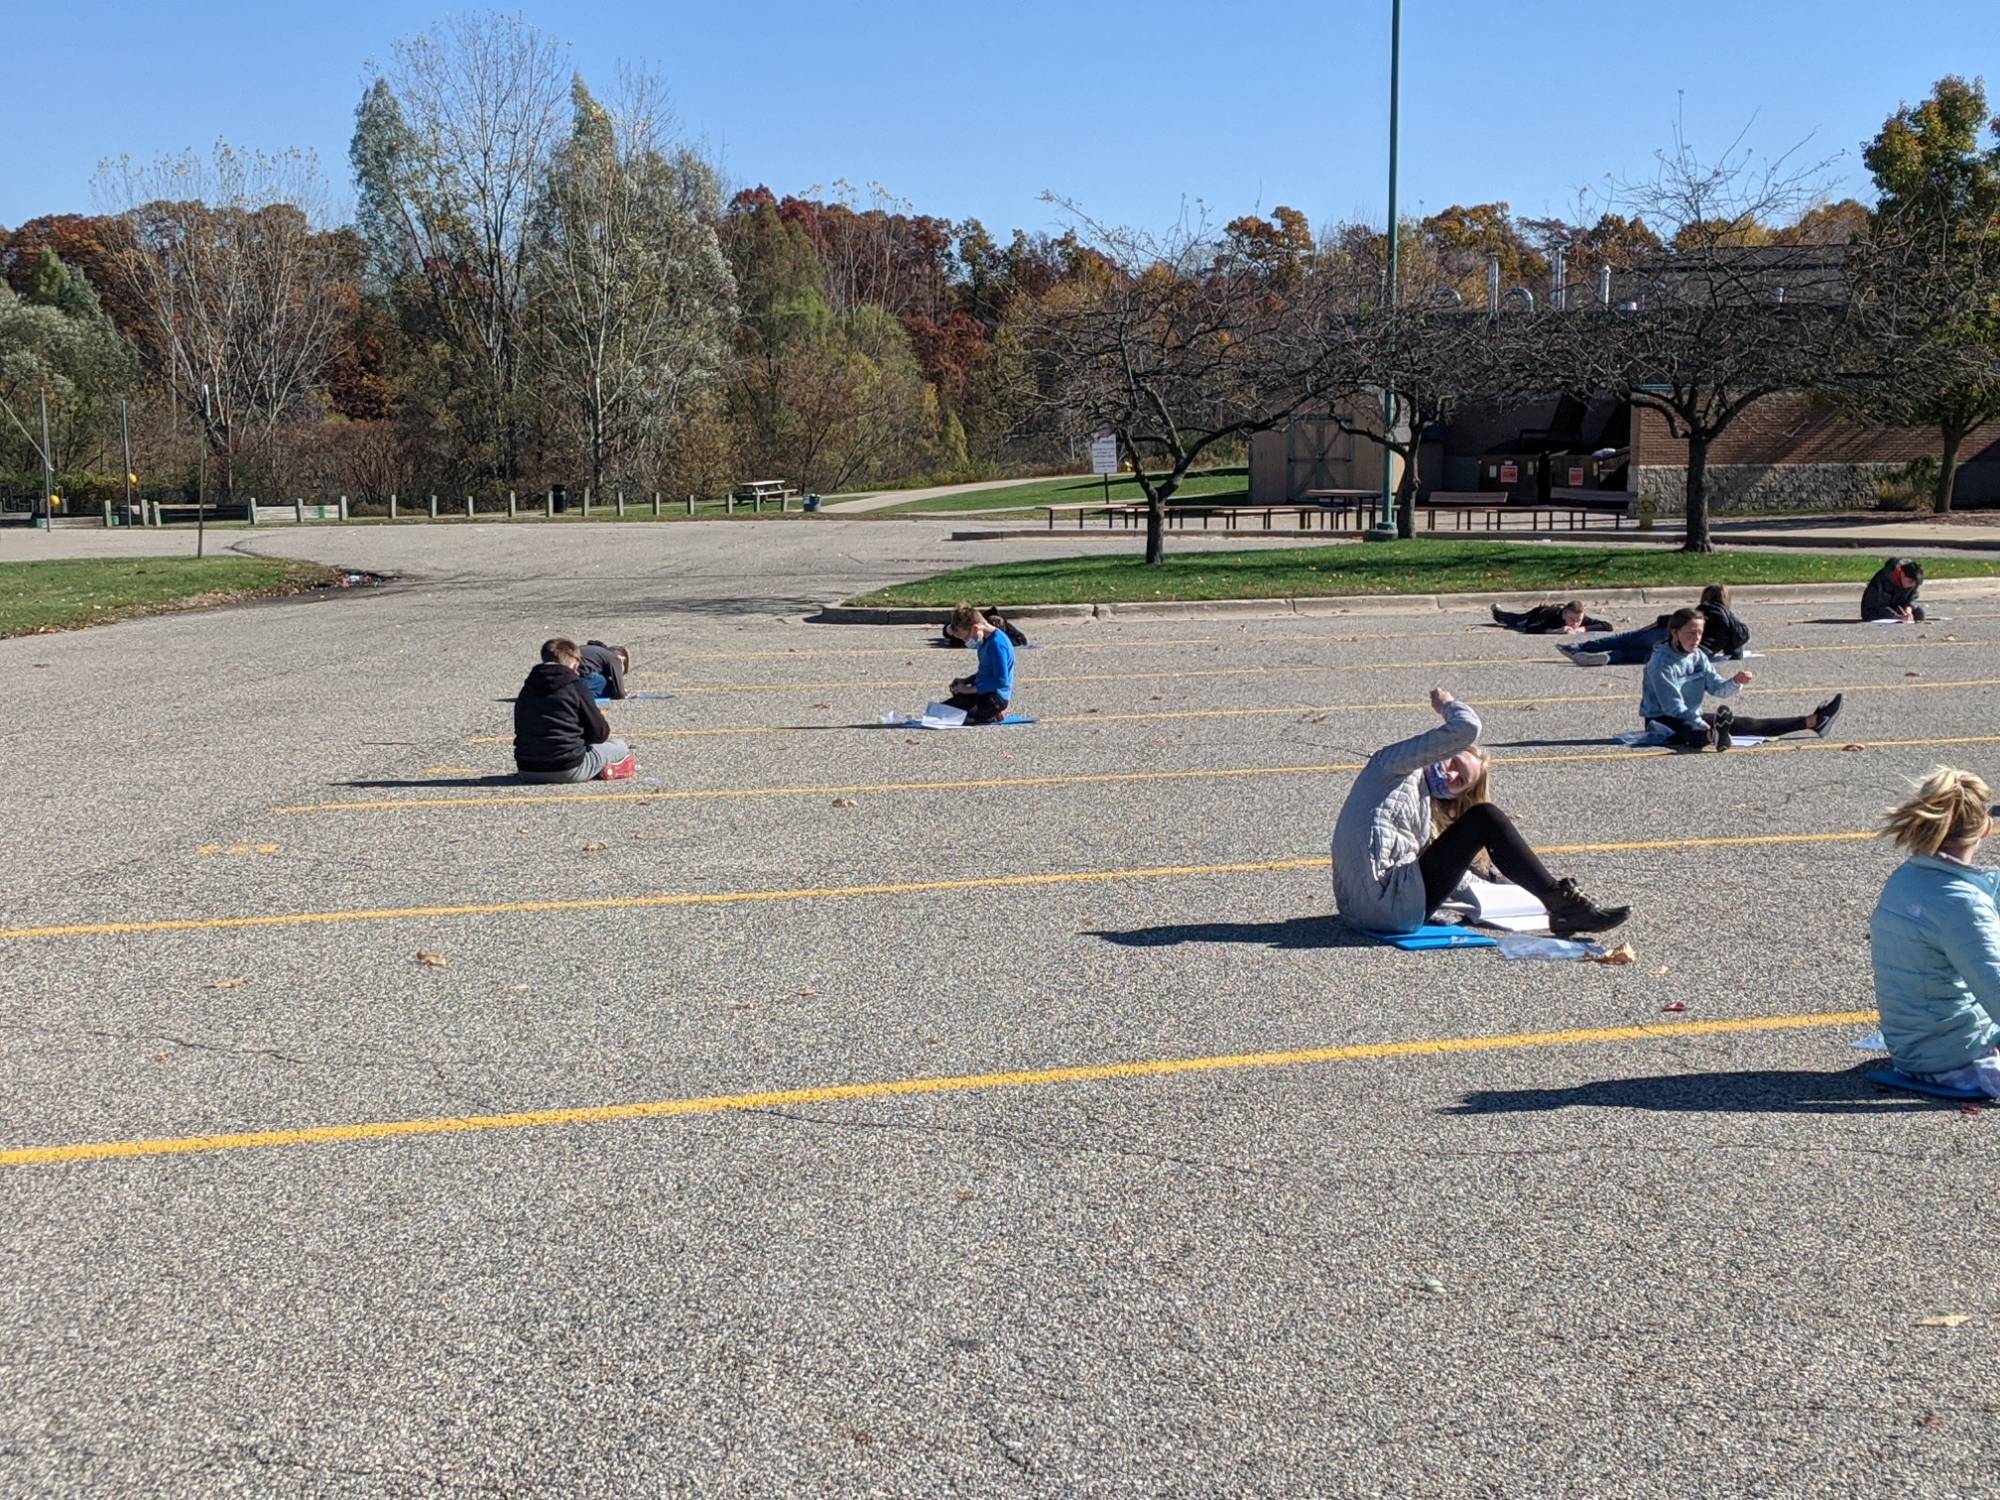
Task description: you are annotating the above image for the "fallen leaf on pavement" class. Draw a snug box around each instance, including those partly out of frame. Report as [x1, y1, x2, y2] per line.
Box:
[812, 702, 831, 709]
[1592, 943, 1638, 965]
[210, 978, 247, 990]
[1842, 744, 1866, 752]
[580, 842, 607, 853]
[831, 797, 857, 808]
[1917, 1315, 1971, 1328]
[798, 987, 818, 998]
[415, 951, 448, 968]
[1960, 1105, 1984, 1116]
[1661, 1001, 1688, 1013]
[1655, 966, 1671, 976]
[1906, 671, 1922, 678]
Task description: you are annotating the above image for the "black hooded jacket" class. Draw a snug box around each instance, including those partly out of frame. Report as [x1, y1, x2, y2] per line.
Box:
[513, 663, 610, 772]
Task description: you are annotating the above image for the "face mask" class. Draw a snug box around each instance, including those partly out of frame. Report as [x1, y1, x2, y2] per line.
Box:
[1424, 761, 1454, 799]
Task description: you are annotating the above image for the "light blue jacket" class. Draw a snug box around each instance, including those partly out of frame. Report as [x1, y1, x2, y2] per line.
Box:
[1870, 854, 2000, 1076]
[1639, 641, 1741, 730]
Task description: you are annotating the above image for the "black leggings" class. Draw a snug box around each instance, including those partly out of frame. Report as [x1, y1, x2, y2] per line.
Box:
[945, 690, 1009, 725]
[1651, 712, 1811, 749]
[1418, 803, 1560, 912]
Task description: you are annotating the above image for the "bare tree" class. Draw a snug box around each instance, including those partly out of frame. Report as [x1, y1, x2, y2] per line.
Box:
[352, 13, 570, 482]
[1538, 128, 1856, 552]
[527, 73, 737, 496]
[1023, 203, 1353, 564]
[96, 144, 343, 498]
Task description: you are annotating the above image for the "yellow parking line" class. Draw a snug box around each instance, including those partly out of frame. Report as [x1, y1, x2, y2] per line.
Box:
[0, 830, 1889, 945]
[669, 628, 1480, 664]
[0, 1008, 1879, 1169]
[641, 639, 1995, 694]
[284, 734, 2000, 814]
[463, 676, 2000, 743]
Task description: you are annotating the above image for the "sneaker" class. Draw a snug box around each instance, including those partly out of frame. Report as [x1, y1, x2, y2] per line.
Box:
[1566, 649, 1610, 667]
[1491, 605, 1508, 625]
[1711, 705, 1733, 752]
[598, 753, 637, 781]
[1545, 878, 1631, 937]
[1811, 693, 1844, 739]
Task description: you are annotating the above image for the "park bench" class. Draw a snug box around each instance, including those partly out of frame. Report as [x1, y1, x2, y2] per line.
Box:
[152, 502, 254, 524]
[1417, 490, 1633, 532]
[1045, 498, 1361, 533]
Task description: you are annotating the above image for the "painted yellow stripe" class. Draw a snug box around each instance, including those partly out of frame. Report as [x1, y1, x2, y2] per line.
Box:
[284, 734, 2000, 815]
[0, 830, 1886, 944]
[465, 677, 2000, 742]
[0, 1008, 1879, 1169]
[643, 640, 1996, 695]
[672, 628, 1478, 662]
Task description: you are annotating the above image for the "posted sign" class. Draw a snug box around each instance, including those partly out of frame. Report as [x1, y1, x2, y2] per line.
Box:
[1089, 433, 1120, 476]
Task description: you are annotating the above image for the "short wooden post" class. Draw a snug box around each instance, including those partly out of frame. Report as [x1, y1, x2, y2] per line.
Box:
[686, 494, 694, 515]
[583, 485, 592, 518]
[465, 494, 474, 518]
[246, 498, 259, 526]
[652, 491, 661, 517]
[389, 493, 398, 521]
[727, 491, 734, 514]
[338, 495, 349, 522]
[508, 490, 517, 518]
[545, 489, 554, 518]
[428, 493, 438, 520]
[295, 498, 305, 524]
[616, 489, 625, 518]
[102, 498, 113, 526]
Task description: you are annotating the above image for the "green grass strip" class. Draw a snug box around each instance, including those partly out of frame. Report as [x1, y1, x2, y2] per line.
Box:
[0, 557, 341, 637]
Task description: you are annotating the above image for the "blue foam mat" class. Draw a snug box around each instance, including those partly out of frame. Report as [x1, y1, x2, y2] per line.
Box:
[1363, 923, 1497, 951]
[1866, 1068, 1987, 1102]
[597, 692, 673, 704]
[892, 714, 1038, 729]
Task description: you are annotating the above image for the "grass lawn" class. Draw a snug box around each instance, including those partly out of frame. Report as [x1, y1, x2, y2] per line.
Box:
[0, 557, 344, 637]
[866, 468, 1249, 515]
[847, 540, 2000, 608]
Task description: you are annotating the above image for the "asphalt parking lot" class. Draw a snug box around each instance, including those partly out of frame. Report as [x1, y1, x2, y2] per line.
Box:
[3, 520, 1997, 1496]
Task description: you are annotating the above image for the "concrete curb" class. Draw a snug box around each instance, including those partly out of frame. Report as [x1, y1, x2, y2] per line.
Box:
[809, 577, 2000, 627]
[945, 525, 2000, 554]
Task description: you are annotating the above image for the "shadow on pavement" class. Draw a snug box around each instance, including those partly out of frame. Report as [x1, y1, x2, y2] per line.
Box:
[1443, 1067, 1937, 1116]
[1086, 916, 1380, 951]
[339, 776, 530, 789]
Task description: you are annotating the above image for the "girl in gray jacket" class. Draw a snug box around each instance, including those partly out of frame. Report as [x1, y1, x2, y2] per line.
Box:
[1332, 690, 1630, 937]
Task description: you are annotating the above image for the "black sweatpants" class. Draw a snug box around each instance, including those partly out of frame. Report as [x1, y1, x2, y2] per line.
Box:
[944, 690, 1009, 726]
[1648, 711, 1811, 750]
[1417, 803, 1561, 912]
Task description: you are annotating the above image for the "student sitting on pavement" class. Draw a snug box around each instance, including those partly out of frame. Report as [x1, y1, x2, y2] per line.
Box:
[1562, 584, 1751, 666]
[515, 638, 635, 781]
[543, 637, 630, 700]
[943, 602, 1017, 724]
[1638, 607, 1841, 750]
[1331, 688, 1630, 937]
[1861, 558, 1926, 622]
[1489, 600, 1612, 635]
[1871, 767, 2000, 1098]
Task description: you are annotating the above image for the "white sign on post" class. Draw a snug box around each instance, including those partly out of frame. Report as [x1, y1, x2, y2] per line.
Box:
[1089, 433, 1119, 476]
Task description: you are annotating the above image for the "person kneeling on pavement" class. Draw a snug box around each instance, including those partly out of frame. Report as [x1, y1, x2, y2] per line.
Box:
[515, 637, 635, 781]
[1331, 687, 1630, 937]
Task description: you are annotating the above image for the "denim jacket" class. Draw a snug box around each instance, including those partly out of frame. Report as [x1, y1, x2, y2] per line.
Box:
[1870, 853, 2000, 1076]
[1639, 642, 1741, 731]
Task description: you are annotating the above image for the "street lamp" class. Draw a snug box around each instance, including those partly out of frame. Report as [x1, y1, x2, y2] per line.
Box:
[1366, 0, 1403, 542]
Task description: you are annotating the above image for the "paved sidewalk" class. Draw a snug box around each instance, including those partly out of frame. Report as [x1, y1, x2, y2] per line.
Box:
[820, 475, 1082, 513]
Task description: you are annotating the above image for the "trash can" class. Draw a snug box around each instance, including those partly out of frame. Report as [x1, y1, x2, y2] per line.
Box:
[551, 483, 569, 514]
[802, 493, 822, 513]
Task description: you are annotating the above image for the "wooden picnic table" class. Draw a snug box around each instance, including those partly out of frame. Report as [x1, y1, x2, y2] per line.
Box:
[1418, 490, 1634, 531]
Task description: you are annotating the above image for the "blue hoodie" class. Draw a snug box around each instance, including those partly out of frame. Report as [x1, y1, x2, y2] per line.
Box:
[1871, 854, 2000, 1075]
[973, 629, 1015, 699]
[1639, 640, 1741, 731]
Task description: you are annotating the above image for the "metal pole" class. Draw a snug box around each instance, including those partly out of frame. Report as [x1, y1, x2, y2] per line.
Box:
[38, 389, 53, 531]
[1370, 0, 1402, 540]
[120, 398, 133, 528]
[197, 383, 210, 558]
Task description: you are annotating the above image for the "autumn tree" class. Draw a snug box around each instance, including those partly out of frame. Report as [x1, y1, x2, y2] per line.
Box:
[351, 12, 570, 483]
[1023, 205, 1353, 564]
[1538, 130, 1857, 552]
[1859, 75, 2000, 512]
[96, 143, 345, 498]
[0, 259, 136, 493]
[527, 75, 737, 496]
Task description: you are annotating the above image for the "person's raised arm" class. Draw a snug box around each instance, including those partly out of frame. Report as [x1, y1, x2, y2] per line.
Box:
[1371, 690, 1480, 778]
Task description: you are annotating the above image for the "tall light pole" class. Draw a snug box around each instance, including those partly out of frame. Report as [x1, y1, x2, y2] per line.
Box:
[1368, 0, 1403, 541]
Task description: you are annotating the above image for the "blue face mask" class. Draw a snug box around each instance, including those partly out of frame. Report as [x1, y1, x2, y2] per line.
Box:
[1424, 761, 1454, 799]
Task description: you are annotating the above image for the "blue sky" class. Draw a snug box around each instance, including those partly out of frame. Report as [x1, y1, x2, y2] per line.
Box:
[10, 0, 1998, 238]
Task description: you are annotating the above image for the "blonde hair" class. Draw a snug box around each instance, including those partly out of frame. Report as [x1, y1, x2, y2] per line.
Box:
[1430, 748, 1494, 871]
[1883, 766, 1993, 857]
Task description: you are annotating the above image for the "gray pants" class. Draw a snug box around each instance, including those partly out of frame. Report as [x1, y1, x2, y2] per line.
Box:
[518, 738, 630, 783]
